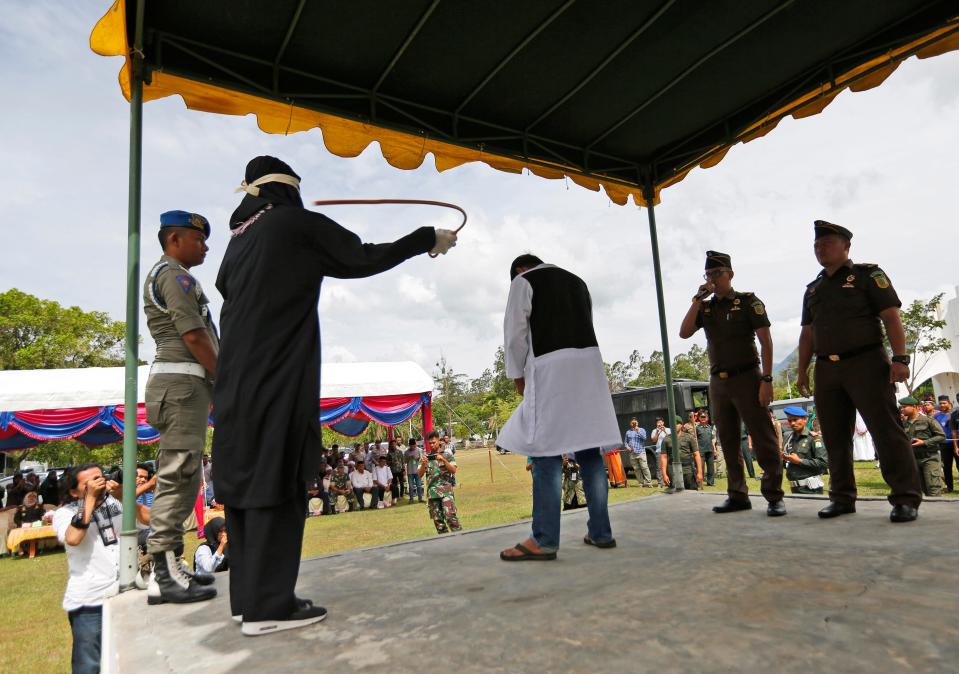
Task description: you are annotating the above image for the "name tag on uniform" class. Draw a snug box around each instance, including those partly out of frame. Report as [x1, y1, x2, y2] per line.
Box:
[569, 472, 578, 481]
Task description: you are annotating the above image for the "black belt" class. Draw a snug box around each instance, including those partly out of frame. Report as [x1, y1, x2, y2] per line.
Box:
[711, 363, 758, 380]
[816, 343, 881, 362]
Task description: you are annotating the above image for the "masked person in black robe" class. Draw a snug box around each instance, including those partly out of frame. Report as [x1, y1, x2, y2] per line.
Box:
[213, 156, 456, 637]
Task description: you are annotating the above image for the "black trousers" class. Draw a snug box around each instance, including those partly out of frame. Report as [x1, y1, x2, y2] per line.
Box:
[224, 493, 306, 622]
[940, 443, 956, 492]
[813, 349, 921, 507]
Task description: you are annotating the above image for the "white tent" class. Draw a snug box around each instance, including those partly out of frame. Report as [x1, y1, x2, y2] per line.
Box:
[0, 362, 433, 412]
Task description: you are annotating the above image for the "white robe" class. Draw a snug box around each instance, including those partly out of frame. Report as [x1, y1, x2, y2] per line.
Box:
[852, 410, 875, 461]
[497, 264, 621, 457]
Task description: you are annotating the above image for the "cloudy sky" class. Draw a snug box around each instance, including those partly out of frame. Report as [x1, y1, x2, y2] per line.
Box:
[1, 3, 958, 382]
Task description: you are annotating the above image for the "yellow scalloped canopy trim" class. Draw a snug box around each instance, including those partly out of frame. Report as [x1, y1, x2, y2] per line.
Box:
[92, 1, 958, 207]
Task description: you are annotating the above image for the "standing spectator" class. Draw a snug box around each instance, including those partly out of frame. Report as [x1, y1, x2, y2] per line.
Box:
[497, 254, 619, 560]
[934, 396, 956, 493]
[194, 516, 229, 574]
[740, 425, 757, 479]
[624, 419, 652, 487]
[202, 455, 215, 506]
[444, 433, 456, 455]
[696, 411, 717, 487]
[419, 431, 461, 534]
[387, 441, 406, 501]
[372, 456, 394, 509]
[899, 396, 945, 497]
[562, 455, 587, 509]
[350, 443, 365, 465]
[54, 464, 123, 674]
[713, 425, 726, 478]
[922, 399, 936, 417]
[350, 460, 376, 510]
[7, 472, 27, 508]
[651, 417, 670, 488]
[39, 470, 60, 507]
[405, 439, 424, 503]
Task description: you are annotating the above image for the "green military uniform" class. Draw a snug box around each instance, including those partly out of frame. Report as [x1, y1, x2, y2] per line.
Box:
[784, 426, 828, 494]
[425, 455, 461, 533]
[900, 404, 946, 497]
[663, 428, 701, 490]
[562, 457, 587, 509]
[329, 470, 357, 512]
[695, 252, 783, 505]
[143, 243, 219, 554]
[802, 223, 921, 509]
[387, 448, 406, 497]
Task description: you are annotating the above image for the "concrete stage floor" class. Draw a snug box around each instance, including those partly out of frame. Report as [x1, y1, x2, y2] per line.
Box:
[106, 493, 959, 673]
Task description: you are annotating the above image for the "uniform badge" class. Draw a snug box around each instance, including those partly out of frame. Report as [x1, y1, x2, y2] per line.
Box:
[870, 270, 890, 289]
[752, 302, 765, 315]
[176, 275, 195, 294]
[189, 213, 204, 228]
[733, 298, 741, 305]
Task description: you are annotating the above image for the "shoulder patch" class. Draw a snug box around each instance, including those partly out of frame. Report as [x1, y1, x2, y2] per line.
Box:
[869, 269, 890, 289]
[751, 299, 766, 315]
[176, 275, 195, 294]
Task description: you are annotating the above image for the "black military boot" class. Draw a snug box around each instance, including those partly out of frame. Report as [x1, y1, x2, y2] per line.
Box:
[147, 550, 217, 605]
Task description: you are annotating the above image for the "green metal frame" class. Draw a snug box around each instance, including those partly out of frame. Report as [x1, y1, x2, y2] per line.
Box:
[119, 0, 146, 590]
[644, 182, 681, 489]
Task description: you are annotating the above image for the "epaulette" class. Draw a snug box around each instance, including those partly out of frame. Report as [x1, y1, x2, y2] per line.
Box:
[740, 291, 755, 297]
[853, 262, 878, 269]
[806, 273, 824, 289]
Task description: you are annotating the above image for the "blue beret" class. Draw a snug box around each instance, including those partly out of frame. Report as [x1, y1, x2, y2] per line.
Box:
[160, 210, 210, 239]
[783, 406, 808, 418]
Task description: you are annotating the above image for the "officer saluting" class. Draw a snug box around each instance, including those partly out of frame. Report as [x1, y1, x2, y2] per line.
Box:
[796, 220, 922, 522]
[143, 210, 219, 604]
[679, 251, 785, 516]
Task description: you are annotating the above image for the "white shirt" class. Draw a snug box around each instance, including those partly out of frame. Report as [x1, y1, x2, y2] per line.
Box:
[54, 498, 122, 611]
[350, 470, 374, 489]
[193, 545, 226, 574]
[372, 465, 393, 486]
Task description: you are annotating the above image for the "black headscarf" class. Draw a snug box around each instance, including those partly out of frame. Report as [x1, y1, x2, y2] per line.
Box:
[230, 156, 303, 227]
[202, 516, 229, 569]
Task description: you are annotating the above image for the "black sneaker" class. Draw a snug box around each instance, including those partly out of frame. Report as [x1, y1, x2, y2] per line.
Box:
[241, 604, 328, 637]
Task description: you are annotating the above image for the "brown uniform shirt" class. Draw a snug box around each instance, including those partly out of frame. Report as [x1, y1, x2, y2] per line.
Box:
[696, 290, 769, 373]
[800, 260, 900, 355]
[143, 255, 219, 363]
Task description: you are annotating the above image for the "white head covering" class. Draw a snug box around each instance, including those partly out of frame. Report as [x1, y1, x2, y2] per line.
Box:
[235, 173, 300, 197]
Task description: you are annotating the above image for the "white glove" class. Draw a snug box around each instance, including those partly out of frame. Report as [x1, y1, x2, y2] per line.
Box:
[430, 229, 457, 255]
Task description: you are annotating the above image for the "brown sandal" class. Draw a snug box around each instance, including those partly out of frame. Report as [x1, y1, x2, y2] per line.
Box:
[500, 543, 557, 561]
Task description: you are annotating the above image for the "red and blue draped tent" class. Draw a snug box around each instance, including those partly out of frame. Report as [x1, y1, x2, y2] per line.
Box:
[0, 362, 433, 451]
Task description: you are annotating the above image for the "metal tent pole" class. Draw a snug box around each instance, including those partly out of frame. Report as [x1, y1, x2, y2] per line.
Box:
[119, 0, 146, 591]
[643, 182, 683, 491]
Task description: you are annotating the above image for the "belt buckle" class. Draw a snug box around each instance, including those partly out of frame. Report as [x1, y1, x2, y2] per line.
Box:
[828, 354, 840, 362]
[719, 372, 729, 379]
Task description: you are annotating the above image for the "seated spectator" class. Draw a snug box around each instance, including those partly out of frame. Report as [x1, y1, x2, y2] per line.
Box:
[39, 470, 61, 507]
[194, 516, 229, 574]
[328, 465, 356, 513]
[350, 460, 377, 510]
[373, 456, 394, 509]
[405, 439, 424, 503]
[14, 491, 46, 534]
[306, 470, 329, 516]
[54, 464, 124, 674]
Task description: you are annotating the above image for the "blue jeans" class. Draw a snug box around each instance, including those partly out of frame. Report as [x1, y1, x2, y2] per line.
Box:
[408, 473, 423, 501]
[68, 605, 102, 674]
[530, 448, 612, 552]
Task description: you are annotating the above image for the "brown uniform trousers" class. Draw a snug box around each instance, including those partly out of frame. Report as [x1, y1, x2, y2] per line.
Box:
[711, 369, 784, 503]
[814, 348, 921, 507]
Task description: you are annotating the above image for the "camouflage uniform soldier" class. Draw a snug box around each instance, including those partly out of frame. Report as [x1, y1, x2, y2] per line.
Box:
[387, 441, 406, 500]
[143, 210, 218, 605]
[419, 431, 461, 533]
[562, 455, 587, 509]
[899, 396, 946, 497]
[328, 466, 357, 512]
[660, 416, 703, 491]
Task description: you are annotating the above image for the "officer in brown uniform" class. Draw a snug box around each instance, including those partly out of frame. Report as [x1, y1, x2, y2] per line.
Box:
[143, 210, 220, 604]
[796, 220, 921, 522]
[680, 251, 785, 515]
[899, 396, 945, 497]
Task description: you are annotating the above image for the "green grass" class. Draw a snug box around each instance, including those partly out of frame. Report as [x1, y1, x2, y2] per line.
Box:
[1, 450, 950, 671]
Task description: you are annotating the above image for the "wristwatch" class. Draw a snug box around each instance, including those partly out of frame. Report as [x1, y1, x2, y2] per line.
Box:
[71, 512, 90, 529]
[760, 375, 773, 383]
[891, 354, 910, 365]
